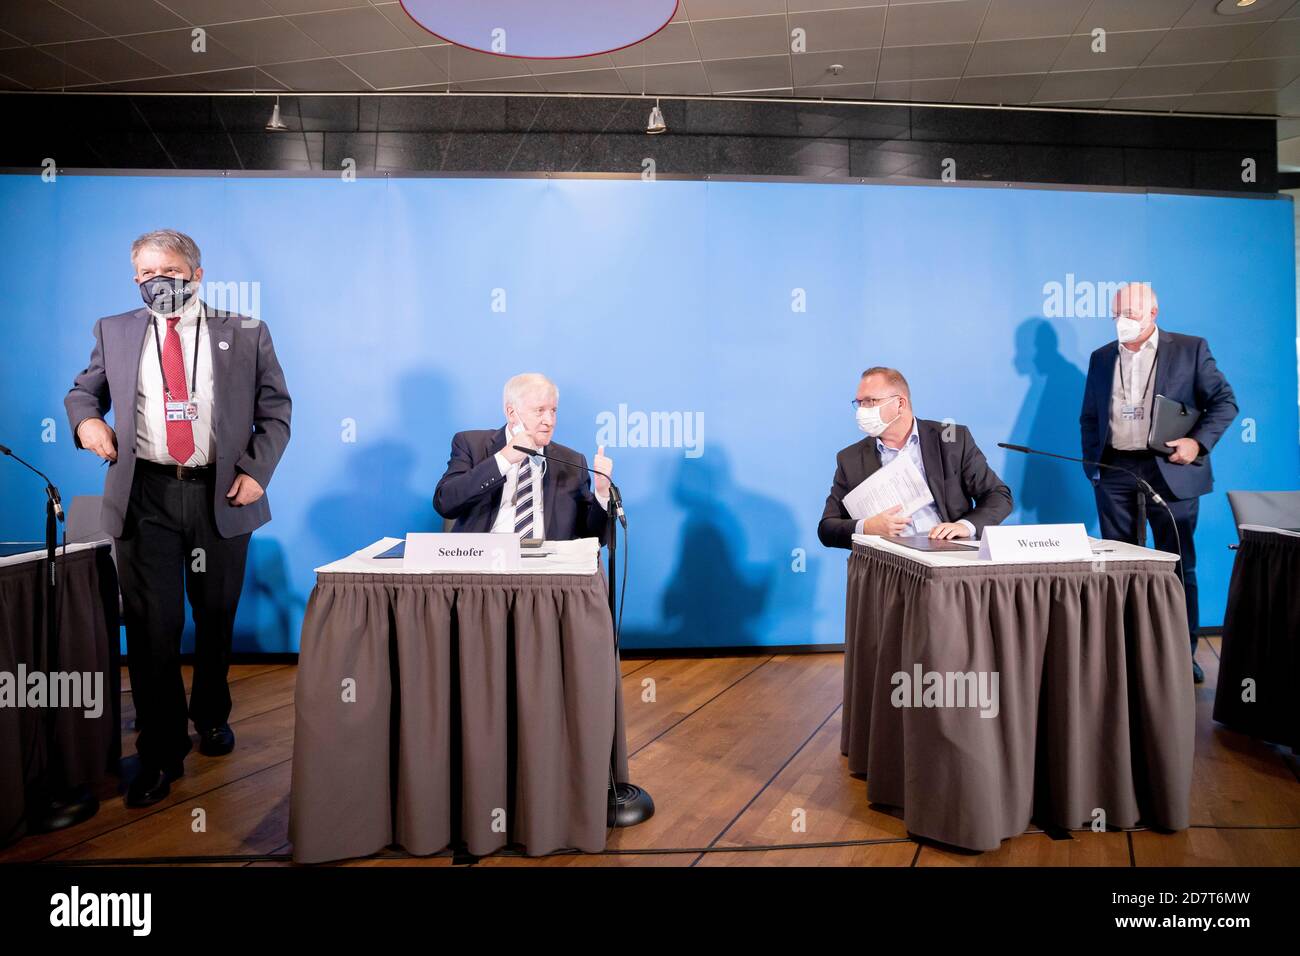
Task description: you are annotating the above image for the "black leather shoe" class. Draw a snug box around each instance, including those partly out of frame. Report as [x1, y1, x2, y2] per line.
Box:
[125, 763, 183, 808]
[1192, 660, 1205, 684]
[198, 723, 235, 757]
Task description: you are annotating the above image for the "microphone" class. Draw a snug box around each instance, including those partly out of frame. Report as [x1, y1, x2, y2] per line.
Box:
[997, 442, 1186, 591]
[512, 444, 626, 528]
[1, 442, 65, 522]
[996, 442, 1165, 504]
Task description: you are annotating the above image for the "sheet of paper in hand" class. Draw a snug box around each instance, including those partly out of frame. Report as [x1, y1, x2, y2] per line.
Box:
[841, 453, 934, 522]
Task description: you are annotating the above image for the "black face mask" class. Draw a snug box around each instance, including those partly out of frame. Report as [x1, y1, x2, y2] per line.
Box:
[138, 273, 197, 315]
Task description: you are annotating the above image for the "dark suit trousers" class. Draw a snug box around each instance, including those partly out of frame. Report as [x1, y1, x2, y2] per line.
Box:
[1093, 449, 1199, 655]
[115, 467, 250, 768]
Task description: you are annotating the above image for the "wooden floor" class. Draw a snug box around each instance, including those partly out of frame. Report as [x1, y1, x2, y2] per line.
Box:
[4, 637, 1298, 867]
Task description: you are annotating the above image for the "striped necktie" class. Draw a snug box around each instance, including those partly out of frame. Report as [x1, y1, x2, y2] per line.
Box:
[514, 456, 536, 538]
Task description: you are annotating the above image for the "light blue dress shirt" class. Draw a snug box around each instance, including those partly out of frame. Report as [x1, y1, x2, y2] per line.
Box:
[855, 418, 976, 538]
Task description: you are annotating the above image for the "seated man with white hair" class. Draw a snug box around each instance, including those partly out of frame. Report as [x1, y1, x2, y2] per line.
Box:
[434, 372, 611, 542]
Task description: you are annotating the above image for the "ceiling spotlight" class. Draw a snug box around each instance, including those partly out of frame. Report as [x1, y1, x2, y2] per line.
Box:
[646, 98, 666, 135]
[1215, 0, 1267, 13]
[265, 96, 288, 131]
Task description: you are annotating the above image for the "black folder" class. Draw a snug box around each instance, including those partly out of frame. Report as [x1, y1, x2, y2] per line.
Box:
[1147, 394, 1202, 457]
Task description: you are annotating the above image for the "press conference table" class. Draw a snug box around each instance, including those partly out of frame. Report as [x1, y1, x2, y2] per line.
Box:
[842, 534, 1194, 852]
[289, 537, 630, 864]
[0, 541, 120, 843]
[1213, 525, 1299, 753]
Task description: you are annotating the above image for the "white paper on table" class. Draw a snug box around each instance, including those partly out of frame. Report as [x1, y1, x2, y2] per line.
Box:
[841, 453, 934, 521]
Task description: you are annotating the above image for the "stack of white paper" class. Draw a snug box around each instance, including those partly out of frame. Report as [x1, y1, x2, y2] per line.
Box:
[841, 454, 934, 521]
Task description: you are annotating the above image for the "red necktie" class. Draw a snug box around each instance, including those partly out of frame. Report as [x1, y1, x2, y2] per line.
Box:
[162, 316, 195, 464]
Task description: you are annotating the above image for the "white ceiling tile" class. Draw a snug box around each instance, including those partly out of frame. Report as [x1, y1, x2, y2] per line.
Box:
[1114, 61, 1224, 96]
[54, 0, 188, 35]
[954, 72, 1047, 102]
[337, 48, 447, 90]
[122, 29, 247, 72]
[1033, 66, 1133, 100]
[874, 76, 959, 101]
[1200, 54, 1300, 90]
[450, 74, 543, 92]
[980, 0, 1092, 41]
[610, 22, 700, 67]
[527, 54, 618, 76]
[39, 37, 169, 81]
[0, 1, 106, 44]
[686, 0, 786, 19]
[878, 42, 971, 80]
[262, 55, 372, 90]
[445, 46, 533, 81]
[290, 7, 414, 57]
[882, 0, 991, 47]
[264, 0, 369, 13]
[535, 68, 628, 93]
[158, 0, 279, 26]
[790, 0, 887, 9]
[619, 60, 711, 94]
[792, 48, 880, 86]
[1145, 23, 1271, 65]
[795, 81, 876, 99]
[691, 15, 788, 60]
[1238, 16, 1300, 57]
[1176, 90, 1269, 111]
[1078, 0, 1196, 32]
[205, 18, 329, 64]
[373, 3, 447, 47]
[1106, 93, 1190, 110]
[788, 7, 887, 51]
[704, 53, 791, 92]
[0, 44, 97, 86]
[1053, 29, 1166, 70]
[965, 36, 1069, 75]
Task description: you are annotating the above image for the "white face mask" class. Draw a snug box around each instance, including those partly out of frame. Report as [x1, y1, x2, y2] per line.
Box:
[1115, 316, 1144, 344]
[856, 400, 898, 438]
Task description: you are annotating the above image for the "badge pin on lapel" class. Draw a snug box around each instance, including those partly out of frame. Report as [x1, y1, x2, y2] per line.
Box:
[218, 341, 230, 350]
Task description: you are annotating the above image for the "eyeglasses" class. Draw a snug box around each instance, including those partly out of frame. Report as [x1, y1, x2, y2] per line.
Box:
[851, 394, 899, 409]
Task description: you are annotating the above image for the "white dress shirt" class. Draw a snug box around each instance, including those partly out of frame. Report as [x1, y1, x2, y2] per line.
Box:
[135, 297, 215, 467]
[1108, 326, 1159, 451]
[491, 450, 546, 535]
[488, 438, 609, 538]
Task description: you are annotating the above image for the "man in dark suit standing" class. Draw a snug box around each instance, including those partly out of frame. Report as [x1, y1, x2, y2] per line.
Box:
[819, 366, 1012, 549]
[65, 229, 291, 806]
[434, 373, 610, 542]
[1081, 282, 1237, 684]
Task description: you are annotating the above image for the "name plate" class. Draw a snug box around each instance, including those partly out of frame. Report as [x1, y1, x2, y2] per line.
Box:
[977, 523, 1091, 563]
[403, 532, 520, 572]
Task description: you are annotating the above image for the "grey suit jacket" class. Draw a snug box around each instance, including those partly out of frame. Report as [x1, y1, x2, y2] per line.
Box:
[64, 303, 292, 539]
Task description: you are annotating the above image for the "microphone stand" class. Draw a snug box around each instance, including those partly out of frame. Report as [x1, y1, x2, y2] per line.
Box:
[513, 445, 653, 827]
[996, 442, 1186, 592]
[0, 443, 99, 834]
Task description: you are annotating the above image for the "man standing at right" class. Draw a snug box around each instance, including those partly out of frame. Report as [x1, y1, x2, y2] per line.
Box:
[1080, 282, 1237, 684]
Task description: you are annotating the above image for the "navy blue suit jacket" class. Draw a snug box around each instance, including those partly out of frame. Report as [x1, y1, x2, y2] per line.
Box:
[433, 426, 608, 543]
[1080, 329, 1237, 500]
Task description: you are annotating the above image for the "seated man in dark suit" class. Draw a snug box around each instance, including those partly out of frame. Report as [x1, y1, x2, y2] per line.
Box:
[434, 372, 610, 542]
[819, 366, 1012, 549]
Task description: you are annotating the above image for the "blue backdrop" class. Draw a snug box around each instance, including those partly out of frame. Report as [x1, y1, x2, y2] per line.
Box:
[1, 174, 1295, 651]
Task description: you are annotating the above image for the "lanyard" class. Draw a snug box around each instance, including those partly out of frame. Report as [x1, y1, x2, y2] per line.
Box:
[151, 311, 202, 401]
[1117, 346, 1157, 405]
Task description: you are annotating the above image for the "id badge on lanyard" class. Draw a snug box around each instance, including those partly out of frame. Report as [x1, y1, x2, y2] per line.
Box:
[154, 313, 203, 423]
